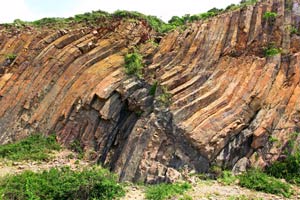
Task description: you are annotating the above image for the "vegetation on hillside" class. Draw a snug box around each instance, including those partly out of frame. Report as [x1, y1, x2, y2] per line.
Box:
[263, 11, 278, 20]
[145, 182, 191, 200]
[0, 134, 60, 161]
[239, 169, 293, 198]
[0, 167, 124, 200]
[124, 51, 144, 77]
[216, 144, 300, 198]
[266, 141, 300, 184]
[264, 43, 282, 57]
[3, 0, 258, 33]
[5, 53, 17, 61]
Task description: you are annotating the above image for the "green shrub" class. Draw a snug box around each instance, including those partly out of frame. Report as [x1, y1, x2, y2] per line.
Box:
[179, 194, 193, 200]
[227, 195, 262, 200]
[239, 169, 293, 198]
[0, 134, 61, 161]
[146, 15, 176, 33]
[149, 81, 158, 96]
[70, 139, 83, 154]
[218, 171, 237, 185]
[74, 10, 109, 22]
[263, 11, 278, 20]
[225, 4, 240, 11]
[290, 26, 299, 35]
[158, 86, 172, 105]
[124, 52, 143, 77]
[5, 53, 17, 61]
[145, 182, 191, 200]
[240, 0, 258, 6]
[264, 46, 281, 57]
[0, 167, 124, 200]
[32, 17, 68, 27]
[268, 136, 279, 143]
[266, 150, 300, 184]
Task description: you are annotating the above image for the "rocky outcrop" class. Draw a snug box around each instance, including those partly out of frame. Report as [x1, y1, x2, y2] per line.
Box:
[1, 0, 300, 183]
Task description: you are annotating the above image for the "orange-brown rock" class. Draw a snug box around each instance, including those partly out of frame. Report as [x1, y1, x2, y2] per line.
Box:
[1, 0, 300, 183]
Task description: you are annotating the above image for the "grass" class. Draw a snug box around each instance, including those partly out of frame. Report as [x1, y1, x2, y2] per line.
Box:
[239, 169, 293, 198]
[227, 195, 263, 200]
[0, 134, 61, 161]
[124, 52, 143, 78]
[179, 194, 193, 200]
[145, 182, 191, 200]
[217, 171, 238, 185]
[0, 166, 125, 200]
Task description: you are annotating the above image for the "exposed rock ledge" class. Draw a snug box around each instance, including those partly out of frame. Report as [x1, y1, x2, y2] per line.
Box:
[0, 0, 300, 183]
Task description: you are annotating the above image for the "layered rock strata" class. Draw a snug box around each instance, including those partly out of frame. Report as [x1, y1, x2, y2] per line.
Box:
[0, 0, 300, 182]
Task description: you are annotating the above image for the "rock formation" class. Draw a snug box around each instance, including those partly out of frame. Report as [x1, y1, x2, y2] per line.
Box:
[0, 0, 300, 183]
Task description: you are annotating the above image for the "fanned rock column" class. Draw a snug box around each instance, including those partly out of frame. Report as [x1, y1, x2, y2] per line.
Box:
[0, 0, 300, 183]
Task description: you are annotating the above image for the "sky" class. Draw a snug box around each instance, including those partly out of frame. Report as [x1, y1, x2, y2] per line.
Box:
[0, 0, 241, 23]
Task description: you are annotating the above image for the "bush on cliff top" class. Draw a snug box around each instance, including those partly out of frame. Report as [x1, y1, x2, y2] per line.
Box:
[5, 0, 259, 33]
[0, 167, 125, 200]
[0, 134, 60, 161]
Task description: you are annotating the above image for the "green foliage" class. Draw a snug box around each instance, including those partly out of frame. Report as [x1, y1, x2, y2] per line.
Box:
[239, 169, 293, 198]
[158, 86, 172, 105]
[124, 52, 143, 78]
[0, 167, 125, 200]
[113, 10, 175, 33]
[70, 139, 84, 159]
[218, 171, 237, 185]
[208, 165, 223, 178]
[0, 134, 61, 161]
[179, 194, 193, 200]
[225, 0, 258, 12]
[32, 17, 66, 27]
[264, 44, 281, 57]
[5, 53, 17, 61]
[240, 0, 258, 6]
[225, 4, 240, 11]
[12, 19, 28, 27]
[149, 81, 158, 96]
[263, 11, 278, 20]
[146, 15, 176, 33]
[4, 0, 260, 33]
[227, 195, 262, 200]
[266, 149, 300, 184]
[74, 10, 109, 22]
[145, 182, 191, 200]
[290, 26, 299, 35]
[268, 136, 279, 143]
[168, 16, 185, 27]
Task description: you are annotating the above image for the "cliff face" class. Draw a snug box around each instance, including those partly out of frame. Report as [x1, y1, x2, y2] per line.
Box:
[1, 0, 300, 183]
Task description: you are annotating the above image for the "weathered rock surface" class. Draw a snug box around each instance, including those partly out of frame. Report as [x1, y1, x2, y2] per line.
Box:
[1, 0, 300, 183]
